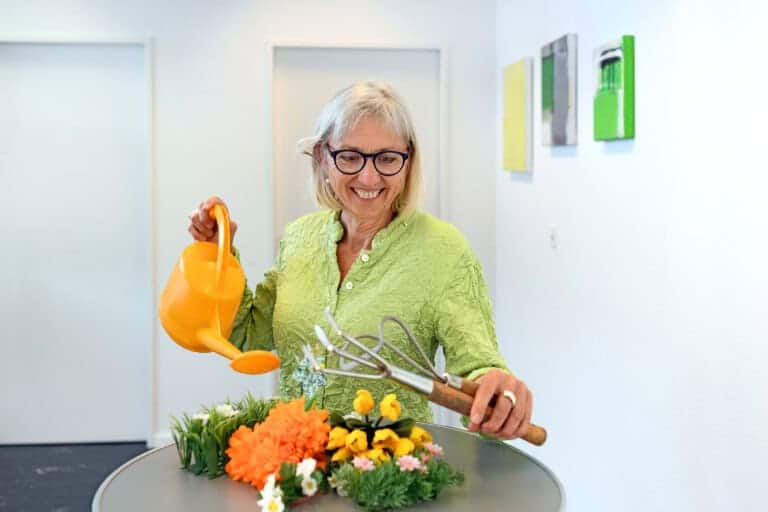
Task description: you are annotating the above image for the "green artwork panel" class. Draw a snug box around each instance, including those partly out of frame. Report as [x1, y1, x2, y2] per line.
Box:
[542, 55, 554, 113]
[594, 35, 635, 140]
[541, 34, 577, 146]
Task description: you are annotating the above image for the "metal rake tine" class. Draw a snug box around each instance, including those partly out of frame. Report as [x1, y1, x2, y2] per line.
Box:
[302, 344, 323, 372]
[322, 308, 392, 370]
[313, 325, 382, 371]
[303, 342, 386, 380]
[379, 315, 444, 381]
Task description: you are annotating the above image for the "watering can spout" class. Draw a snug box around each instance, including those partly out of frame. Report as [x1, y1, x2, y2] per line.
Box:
[158, 204, 280, 374]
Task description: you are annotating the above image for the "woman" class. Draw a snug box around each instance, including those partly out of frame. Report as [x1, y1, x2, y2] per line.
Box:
[188, 81, 533, 440]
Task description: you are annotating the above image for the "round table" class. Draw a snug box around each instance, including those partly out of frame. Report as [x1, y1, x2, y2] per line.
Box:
[93, 424, 564, 511]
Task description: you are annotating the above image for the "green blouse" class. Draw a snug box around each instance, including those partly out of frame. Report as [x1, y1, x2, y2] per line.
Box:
[230, 209, 510, 422]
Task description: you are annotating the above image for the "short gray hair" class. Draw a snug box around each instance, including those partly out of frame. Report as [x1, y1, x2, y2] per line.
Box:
[298, 81, 423, 216]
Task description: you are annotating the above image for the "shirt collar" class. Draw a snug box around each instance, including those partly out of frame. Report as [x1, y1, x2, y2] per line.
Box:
[327, 209, 415, 249]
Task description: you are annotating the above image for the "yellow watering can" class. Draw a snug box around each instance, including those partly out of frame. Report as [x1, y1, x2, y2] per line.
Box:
[159, 204, 280, 374]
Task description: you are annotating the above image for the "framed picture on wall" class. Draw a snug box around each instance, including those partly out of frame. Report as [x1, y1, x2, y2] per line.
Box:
[593, 35, 635, 141]
[541, 33, 577, 146]
[502, 58, 533, 172]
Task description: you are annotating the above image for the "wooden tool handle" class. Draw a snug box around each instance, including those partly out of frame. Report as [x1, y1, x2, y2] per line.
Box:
[428, 380, 548, 446]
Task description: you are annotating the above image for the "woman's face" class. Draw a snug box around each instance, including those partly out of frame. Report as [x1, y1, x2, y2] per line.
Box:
[324, 116, 410, 222]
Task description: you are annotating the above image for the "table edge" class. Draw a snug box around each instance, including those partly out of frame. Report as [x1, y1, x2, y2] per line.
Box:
[91, 442, 174, 512]
[91, 425, 566, 512]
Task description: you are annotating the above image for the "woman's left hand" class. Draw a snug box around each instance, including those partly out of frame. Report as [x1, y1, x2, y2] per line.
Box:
[468, 369, 532, 440]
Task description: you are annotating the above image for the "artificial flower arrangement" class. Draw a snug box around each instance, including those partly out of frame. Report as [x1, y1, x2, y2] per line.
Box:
[171, 393, 276, 478]
[171, 390, 463, 512]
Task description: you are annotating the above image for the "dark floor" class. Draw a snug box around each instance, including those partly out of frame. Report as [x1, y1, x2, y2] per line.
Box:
[0, 442, 148, 512]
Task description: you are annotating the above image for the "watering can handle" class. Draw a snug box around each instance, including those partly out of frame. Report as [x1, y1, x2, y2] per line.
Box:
[210, 203, 232, 289]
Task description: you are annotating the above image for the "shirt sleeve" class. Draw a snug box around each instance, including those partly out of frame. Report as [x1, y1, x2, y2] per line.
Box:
[435, 249, 511, 382]
[228, 245, 279, 352]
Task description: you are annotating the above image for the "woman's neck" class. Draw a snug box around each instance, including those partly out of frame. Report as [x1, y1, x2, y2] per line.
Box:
[339, 210, 394, 251]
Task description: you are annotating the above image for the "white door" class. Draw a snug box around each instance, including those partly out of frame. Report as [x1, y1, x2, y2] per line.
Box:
[272, 47, 458, 427]
[0, 43, 150, 443]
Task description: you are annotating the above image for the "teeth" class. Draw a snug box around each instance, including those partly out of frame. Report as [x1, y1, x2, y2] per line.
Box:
[355, 189, 381, 199]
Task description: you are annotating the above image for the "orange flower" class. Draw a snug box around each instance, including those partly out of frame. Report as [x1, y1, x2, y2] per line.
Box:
[225, 398, 329, 489]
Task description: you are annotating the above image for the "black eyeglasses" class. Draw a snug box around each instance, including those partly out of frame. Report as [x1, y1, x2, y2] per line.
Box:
[326, 145, 409, 176]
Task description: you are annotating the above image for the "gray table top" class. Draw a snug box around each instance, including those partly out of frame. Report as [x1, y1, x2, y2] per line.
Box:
[93, 424, 564, 511]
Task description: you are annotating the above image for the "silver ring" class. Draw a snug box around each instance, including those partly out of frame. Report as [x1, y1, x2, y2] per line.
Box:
[502, 389, 517, 407]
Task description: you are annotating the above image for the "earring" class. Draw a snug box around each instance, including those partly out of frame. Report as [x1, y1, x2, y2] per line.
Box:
[324, 178, 330, 184]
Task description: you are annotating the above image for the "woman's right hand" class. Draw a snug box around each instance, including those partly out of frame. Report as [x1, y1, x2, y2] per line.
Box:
[187, 196, 238, 243]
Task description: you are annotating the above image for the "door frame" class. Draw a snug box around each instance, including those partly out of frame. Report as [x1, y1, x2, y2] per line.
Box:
[0, 35, 157, 444]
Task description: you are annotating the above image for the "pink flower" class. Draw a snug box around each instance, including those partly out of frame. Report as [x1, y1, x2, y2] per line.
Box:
[423, 442, 443, 456]
[420, 453, 431, 464]
[352, 456, 375, 472]
[396, 455, 422, 472]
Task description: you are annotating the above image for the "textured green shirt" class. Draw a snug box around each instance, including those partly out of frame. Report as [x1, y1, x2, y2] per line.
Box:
[230, 209, 510, 422]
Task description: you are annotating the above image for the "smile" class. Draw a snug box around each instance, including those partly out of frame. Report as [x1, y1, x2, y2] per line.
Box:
[353, 189, 382, 199]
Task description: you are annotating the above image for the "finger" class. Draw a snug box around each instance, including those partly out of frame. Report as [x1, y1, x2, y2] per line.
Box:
[469, 372, 500, 430]
[189, 214, 215, 238]
[188, 223, 210, 242]
[513, 388, 533, 439]
[198, 202, 214, 227]
[500, 386, 527, 439]
[481, 388, 512, 435]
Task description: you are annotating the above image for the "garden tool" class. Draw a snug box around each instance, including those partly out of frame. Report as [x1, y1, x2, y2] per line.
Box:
[159, 203, 280, 374]
[304, 307, 547, 446]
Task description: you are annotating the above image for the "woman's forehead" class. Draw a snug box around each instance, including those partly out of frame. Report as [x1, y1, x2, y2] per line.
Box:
[332, 116, 407, 149]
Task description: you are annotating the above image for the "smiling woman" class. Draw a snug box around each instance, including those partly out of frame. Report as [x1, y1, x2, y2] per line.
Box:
[186, 81, 535, 441]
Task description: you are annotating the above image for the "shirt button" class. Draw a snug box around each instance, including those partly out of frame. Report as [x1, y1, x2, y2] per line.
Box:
[361, 254, 370, 262]
[345, 282, 353, 290]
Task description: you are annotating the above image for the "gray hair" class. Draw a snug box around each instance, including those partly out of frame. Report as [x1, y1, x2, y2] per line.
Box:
[297, 81, 423, 216]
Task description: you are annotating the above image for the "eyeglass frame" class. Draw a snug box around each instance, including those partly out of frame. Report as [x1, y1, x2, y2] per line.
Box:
[325, 144, 410, 176]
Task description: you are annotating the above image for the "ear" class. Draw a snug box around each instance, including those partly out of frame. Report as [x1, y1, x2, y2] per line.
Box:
[312, 142, 324, 164]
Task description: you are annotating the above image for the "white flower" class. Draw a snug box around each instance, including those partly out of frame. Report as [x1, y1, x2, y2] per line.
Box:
[296, 458, 317, 480]
[260, 474, 281, 497]
[301, 477, 318, 497]
[257, 495, 284, 512]
[327, 474, 338, 489]
[192, 412, 209, 425]
[215, 403, 238, 417]
[258, 474, 284, 511]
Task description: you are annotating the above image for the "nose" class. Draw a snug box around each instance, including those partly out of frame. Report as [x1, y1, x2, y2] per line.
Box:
[357, 157, 380, 186]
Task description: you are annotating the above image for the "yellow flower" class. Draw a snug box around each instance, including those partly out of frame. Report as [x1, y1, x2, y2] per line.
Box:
[364, 448, 391, 463]
[408, 426, 432, 447]
[331, 447, 352, 462]
[353, 389, 374, 415]
[379, 394, 401, 421]
[394, 437, 415, 457]
[327, 426, 349, 450]
[372, 428, 400, 451]
[345, 429, 368, 454]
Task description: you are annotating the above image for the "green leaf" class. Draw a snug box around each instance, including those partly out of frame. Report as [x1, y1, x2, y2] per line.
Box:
[388, 418, 415, 437]
[329, 412, 346, 427]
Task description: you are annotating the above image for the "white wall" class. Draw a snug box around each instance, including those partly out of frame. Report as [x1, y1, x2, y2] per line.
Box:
[495, 0, 768, 510]
[1, 0, 498, 445]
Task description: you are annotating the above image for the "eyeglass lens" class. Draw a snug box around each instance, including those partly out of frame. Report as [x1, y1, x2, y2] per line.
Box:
[334, 150, 405, 175]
